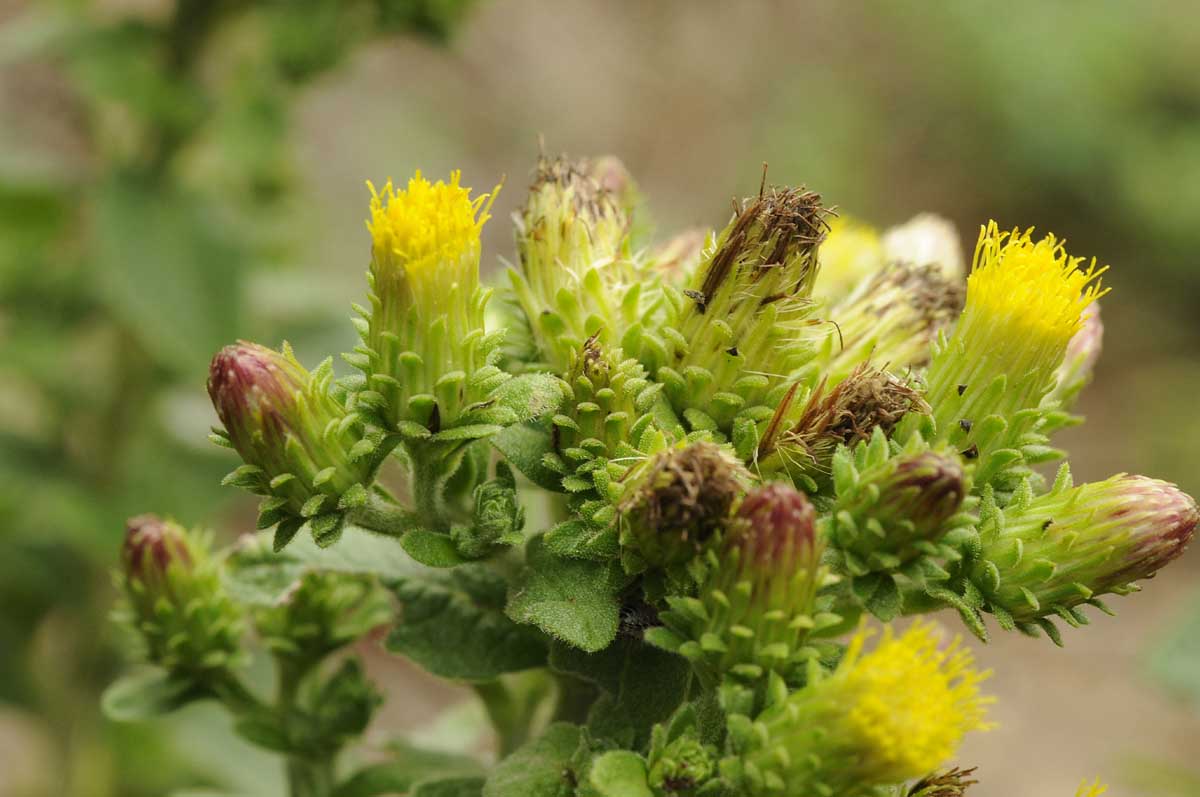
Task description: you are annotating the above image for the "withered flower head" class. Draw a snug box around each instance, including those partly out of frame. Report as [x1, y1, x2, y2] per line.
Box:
[619, 442, 750, 568]
[697, 184, 830, 309]
[762, 365, 927, 469]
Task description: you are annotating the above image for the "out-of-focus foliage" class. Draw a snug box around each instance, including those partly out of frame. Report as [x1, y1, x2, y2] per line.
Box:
[0, 1, 474, 794]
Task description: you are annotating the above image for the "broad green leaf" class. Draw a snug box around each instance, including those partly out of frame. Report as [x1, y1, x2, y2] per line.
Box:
[482, 723, 582, 797]
[562, 640, 692, 747]
[585, 751, 654, 797]
[334, 743, 483, 797]
[401, 529, 468, 568]
[491, 422, 565, 492]
[506, 537, 622, 653]
[101, 670, 206, 721]
[482, 374, 566, 423]
[388, 565, 548, 681]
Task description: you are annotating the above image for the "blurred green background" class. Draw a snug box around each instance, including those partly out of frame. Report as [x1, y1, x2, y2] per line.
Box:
[1, 2, 1199, 795]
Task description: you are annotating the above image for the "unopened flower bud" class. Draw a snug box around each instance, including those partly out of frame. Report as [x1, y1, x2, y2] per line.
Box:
[119, 515, 242, 675]
[731, 483, 818, 587]
[729, 621, 992, 795]
[123, 513, 192, 588]
[648, 483, 835, 684]
[509, 155, 636, 372]
[254, 570, 391, 663]
[618, 442, 748, 569]
[1047, 302, 1103, 409]
[209, 342, 373, 546]
[828, 445, 968, 577]
[970, 471, 1198, 635]
[882, 213, 966, 280]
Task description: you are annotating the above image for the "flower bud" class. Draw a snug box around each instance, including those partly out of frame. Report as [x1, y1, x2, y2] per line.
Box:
[651, 184, 831, 435]
[355, 170, 501, 431]
[910, 222, 1107, 487]
[1046, 302, 1103, 409]
[714, 485, 827, 671]
[509, 155, 637, 372]
[118, 515, 243, 675]
[969, 471, 1197, 637]
[618, 442, 749, 569]
[728, 621, 993, 795]
[813, 263, 965, 382]
[208, 342, 374, 546]
[882, 213, 966, 280]
[254, 570, 391, 663]
[828, 443, 969, 577]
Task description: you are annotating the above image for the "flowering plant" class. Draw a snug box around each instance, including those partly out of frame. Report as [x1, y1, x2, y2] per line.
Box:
[107, 155, 1197, 797]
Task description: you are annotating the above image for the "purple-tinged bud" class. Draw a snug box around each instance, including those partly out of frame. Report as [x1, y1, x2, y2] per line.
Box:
[827, 438, 969, 577]
[972, 471, 1198, 631]
[208, 342, 308, 474]
[117, 515, 243, 674]
[208, 341, 375, 546]
[618, 442, 750, 569]
[122, 514, 192, 588]
[732, 482, 818, 580]
[653, 482, 834, 684]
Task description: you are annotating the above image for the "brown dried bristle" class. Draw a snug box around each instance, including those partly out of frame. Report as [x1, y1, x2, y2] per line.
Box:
[762, 365, 927, 465]
[620, 443, 747, 549]
[698, 185, 831, 307]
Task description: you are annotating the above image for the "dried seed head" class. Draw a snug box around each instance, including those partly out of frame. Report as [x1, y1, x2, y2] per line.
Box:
[766, 365, 927, 468]
[619, 442, 750, 568]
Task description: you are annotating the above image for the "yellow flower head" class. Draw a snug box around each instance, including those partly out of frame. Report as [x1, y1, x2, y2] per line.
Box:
[923, 221, 1110, 433]
[1076, 778, 1108, 797]
[814, 216, 884, 302]
[365, 170, 497, 319]
[963, 221, 1107, 358]
[836, 620, 994, 781]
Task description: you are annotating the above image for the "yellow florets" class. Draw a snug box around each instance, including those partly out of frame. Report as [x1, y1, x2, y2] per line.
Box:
[837, 620, 994, 780]
[1076, 778, 1108, 797]
[366, 170, 494, 278]
[814, 216, 885, 302]
[965, 220, 1108, 352]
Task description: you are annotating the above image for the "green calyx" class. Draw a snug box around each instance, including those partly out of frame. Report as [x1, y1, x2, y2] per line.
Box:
[936, 467, 1199, 644]
[649, 483, 841, 687]
[118, 515, 244, 677]
[825, 430, 972, 584]
[209, 341, 387, 549]
[253, 569, 392, 664]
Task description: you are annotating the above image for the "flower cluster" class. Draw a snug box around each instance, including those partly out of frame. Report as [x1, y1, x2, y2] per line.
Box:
[108, 154, 1195, 797]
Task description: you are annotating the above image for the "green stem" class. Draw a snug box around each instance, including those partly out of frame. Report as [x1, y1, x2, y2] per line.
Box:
[275, 657, 336, 797]
[286, 757, 335, 797]
[474, 681, 523, 758]
[348, 493, 421, 537]
[407, 444, 450, 532]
